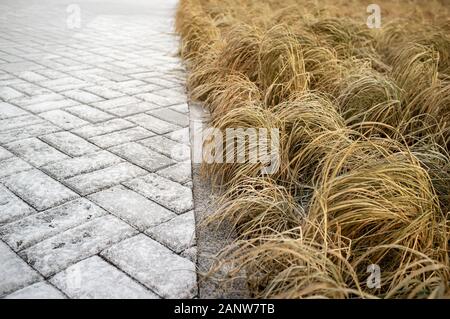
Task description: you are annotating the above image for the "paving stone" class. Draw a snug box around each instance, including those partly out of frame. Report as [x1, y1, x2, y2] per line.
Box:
[4, 281, 66, 299]
[0, 61, 42, 73]
[148, 108, 189, 127]
[89, 185, 176, 231]
[124, 173, 193, 214]
[41, 132, 99, 157]
[50, 256, 158, 299]
[0, 241, 42, 297]
[1, 169, 78, 211]
[10, 93, 63, 107]
[0, 184, 36, 226]
[135, 92, 175, 106]
[0, 156, 33, 178]
[40, 77, 88, 92]
[92, 96, 140, 110]
[0, 86, 25, 101]
[65, 105, 114, 123]
[120, 83, 163, 95]
[170, 103, 189, 114]
[156, 162, 192, 184]
[42, 150, 122, 179]
[126, 113, 179, 134]
[146, 211, 195, 253]
[40, 110, 88, 130]
[16, 71, 48, 83]
[153, 86, 187, 99]
[146, 78, 181, 90]
[65, 162, 147, 195]
[108, 102, 158, 117]
[101, 234, 196, 299]
[181, 246, 197, 264]
[20, 99, 79, 113]
[89, 127, 154, 148]
[71, 119, 134, 138]
[0, 122, 61, 144]
[0, 114, 44, 132]
[165, 127, 191, 145]
[138, 135, 190, 162]
[11, 82, 52, 96]
[0, 0, 196, 299]
[0, 146, 13, 160]
[83, 86, 124, 99]
[0, 198, 107, 251]
[20, 215, 138, 277]
[34, 69, 66, 80]
[109, 142, 174, 172]
[62, 89, 104, 104]
[0, 102, 28, 119]
[105, 80, 147, 91]
[5, 138, 69, 167]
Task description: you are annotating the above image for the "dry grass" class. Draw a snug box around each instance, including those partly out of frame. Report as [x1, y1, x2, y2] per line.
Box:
[176, 0, 450, 298]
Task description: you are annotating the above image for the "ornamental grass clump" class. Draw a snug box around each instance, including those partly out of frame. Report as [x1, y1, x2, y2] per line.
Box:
[176, 0, 450, 298]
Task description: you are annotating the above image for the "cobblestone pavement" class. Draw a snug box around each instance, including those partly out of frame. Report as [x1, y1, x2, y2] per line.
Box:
[0, 0, 197, 299]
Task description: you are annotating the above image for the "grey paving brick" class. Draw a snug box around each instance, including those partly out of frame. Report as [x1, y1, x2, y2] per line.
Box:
[165, 127, 190, 145]
[92, 96, 140, 110]
[4, 281, 66, 299]
[126, 113, 179, 134]
[0, 114, 44, 132]
[135, 92, 175, 106]
[83, 86, 124, 99]
[62, 89, 104, 104]
[41, 132, 99, 157]
[0, 122, 61, 144]
[89, 185, 176, 231]
[0, 198, 107, 251]
[139, 135, 190, 162]
[10, 93, 63, 107]
[50, 256, 158, 299]
[124, 173, 193, 214]
[0, 156, 33, 178]
[11, 82, 52, 96]
[156, 162, 192, 184]
[40, 77, 88, 92]
[148, 108, 189, 127]
[40, 110, 88, 130]
[101, 234, 196, 299]
[109, 142, 174, 172]
[0, 241, 42, 297]
[0, 146, 13, 160]
[0, 61, 42, 73]
[71, 119, 134, 138]
[88, 126, 154, 149]
[1, 169, 78, 211]
[120, 83, 163, 95]
[146, 211, 195, 253]
[0, 102, 28, 119]
[20, 99, 79, 113]
[0, 184, 36, 226]
[181, 246, 197, 264]
[108, 102, 158, 117]
[65, 162, 147, 195]
[5, 138, 69, 167]
[0, 87, 25, 101]
[170, 103, 189, 114]
[65, 105, 114, 123]
[20, 215, 138, 277]
[42, 150, 122, 179]
[16, 71, 47, 83]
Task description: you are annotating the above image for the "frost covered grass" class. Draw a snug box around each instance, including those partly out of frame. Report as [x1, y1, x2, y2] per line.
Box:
[176, 0, 450, 298]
